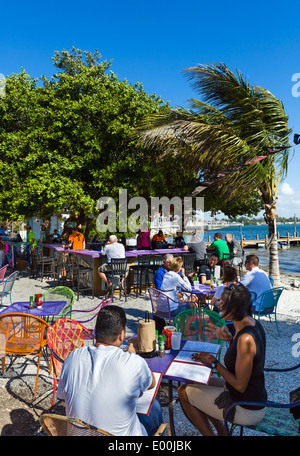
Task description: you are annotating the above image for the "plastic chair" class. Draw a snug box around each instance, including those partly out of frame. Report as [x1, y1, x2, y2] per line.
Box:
[0, 271, 19, 307]
[252, 287, 284, 336]
[0, 264, 8, 281]
[0, 312, 50, 397]
[63, 296, 112, 325]
[172, 307, 226, 357]
[224, 362, 300, 436]
[268, 276, 275, 287]
[40, 413, 171, 436]
[42, 286, 75, 320]
[46, 318, 94, 411]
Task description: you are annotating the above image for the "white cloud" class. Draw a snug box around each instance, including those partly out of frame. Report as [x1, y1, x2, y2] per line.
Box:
[279, 182, 294, 195]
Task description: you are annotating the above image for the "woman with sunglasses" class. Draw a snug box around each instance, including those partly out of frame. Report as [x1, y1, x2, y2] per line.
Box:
[178, 283, 267, 436]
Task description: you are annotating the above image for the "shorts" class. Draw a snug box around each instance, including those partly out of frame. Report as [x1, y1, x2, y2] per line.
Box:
[186, 377, 266, 426]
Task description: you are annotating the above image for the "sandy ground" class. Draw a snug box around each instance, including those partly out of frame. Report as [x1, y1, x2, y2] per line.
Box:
[0, 268, 299, 437]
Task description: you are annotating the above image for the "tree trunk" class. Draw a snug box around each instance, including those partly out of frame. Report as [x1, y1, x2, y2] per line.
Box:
[262, 186, 281, 287]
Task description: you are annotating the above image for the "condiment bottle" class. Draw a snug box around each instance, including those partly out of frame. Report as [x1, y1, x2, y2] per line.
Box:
[159, 335, 165, 358]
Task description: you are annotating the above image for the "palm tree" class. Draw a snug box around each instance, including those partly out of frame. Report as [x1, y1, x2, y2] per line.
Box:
[137, 63, 292, 285]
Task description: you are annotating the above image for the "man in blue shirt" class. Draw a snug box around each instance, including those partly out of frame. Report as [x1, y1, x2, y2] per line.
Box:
[240, 254, 271, 310]
[154, 253, 174, 289]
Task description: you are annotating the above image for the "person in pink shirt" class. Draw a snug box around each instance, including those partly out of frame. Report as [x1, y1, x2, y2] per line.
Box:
[137, 229, 151, 250]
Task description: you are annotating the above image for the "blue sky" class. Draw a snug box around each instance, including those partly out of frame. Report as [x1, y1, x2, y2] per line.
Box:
[1, 0, 300, 218]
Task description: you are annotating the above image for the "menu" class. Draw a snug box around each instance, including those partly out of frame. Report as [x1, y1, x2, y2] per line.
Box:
[136, 372, 163, 416]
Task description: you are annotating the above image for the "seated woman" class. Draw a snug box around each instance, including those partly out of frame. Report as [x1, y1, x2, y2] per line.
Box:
[159, 257, 196, 316]
[178, 283, 267, 436]
[210, 265, 238, 310]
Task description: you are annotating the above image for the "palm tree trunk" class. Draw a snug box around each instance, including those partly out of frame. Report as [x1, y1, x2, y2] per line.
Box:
[261, 186, 281, 286]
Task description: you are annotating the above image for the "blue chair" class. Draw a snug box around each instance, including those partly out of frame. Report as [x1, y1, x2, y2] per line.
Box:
[268, 276, 274, 287]
[252, 287, 284, 336]
[224, 362, 300, 436]
[0, 271, 19, 307]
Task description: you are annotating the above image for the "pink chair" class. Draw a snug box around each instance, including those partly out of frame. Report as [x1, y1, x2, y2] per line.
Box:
[0, 265, 8, 281]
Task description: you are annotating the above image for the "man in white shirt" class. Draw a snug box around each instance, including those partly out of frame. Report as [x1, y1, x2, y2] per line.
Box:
[57, 305, 162, 436]
[98, 235, 128, 288]
[240, 254, 271, 310]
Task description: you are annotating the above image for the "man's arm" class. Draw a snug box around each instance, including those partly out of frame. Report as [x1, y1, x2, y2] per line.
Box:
[148, 371, 156, 390]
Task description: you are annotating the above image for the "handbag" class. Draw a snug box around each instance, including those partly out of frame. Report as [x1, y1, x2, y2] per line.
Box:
[289, 386, 300, 420]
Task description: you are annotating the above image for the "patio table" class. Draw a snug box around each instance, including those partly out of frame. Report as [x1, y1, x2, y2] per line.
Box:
[0, 300, 67, 323]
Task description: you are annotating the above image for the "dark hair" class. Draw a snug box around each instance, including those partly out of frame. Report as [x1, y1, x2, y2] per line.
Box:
[223, 265, 237, 283]
[245, 254, 259, 266]
[220, 283, 252, 321]
[209, 253, 219, 260]
[215, 232, 223, 239]
[95, 305, 126, 344]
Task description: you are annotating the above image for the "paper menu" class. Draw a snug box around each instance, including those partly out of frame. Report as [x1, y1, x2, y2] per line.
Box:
[136, 372, 162, 416]
[182, 340, 221, 356]
[164, 361, 212, 385]
[174, 350, 211, 365]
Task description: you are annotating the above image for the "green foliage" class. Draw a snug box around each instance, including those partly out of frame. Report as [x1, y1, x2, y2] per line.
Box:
[0, 48, 171, 223]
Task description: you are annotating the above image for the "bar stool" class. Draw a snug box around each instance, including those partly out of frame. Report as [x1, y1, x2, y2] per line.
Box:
[134, 256, 152, 296]
[71, 254, 94, 301]
[108, 258, 128, 302]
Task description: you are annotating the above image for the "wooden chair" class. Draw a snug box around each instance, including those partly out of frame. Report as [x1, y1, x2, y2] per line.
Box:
[40, 413, 171, 436]
[0, 312, 50, 397]
[46, 318, 94, 411]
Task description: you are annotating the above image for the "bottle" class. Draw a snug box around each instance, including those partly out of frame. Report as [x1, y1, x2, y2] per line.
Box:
[155, 330, 159, 353]
[29, 296, 34, 309]
[101, 245, 104, 254]
[159, 335, 165, 358]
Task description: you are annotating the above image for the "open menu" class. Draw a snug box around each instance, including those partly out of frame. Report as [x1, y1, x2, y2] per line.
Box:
[163, 340, 222, 385]
[182, 340, 221, 356]
[164, 360, 212, 385]
[136, 371, 163, 416]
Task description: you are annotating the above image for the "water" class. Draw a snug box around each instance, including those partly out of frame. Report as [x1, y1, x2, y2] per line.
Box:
[170, 223, 300, 277]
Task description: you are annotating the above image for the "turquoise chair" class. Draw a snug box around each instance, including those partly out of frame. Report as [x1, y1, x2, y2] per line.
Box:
[252, 287, 284, 336]
[268, 276, 275, 287]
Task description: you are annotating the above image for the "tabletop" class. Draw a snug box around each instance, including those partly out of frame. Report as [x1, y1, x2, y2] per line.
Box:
[0, 300, 67, 317]
[190, 285, 216, 295]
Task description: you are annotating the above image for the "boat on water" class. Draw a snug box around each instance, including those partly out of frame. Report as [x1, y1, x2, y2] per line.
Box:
[278, 241, 290, 250]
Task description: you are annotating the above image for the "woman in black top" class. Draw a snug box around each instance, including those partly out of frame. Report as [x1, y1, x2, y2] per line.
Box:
[178, 283, 267, 436]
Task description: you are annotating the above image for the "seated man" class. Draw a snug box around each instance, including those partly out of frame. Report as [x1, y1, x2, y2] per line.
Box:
[66, 226, 86, 250]
[207, 232, 229, 261]
[198, 253, 219, 284]
[151, 230, 168, 249]
[174, 232, 185, 248]
[225, 233, 243, 266]
[57, 305, 162, 436]
[240, 254, 271, 311]
[160, 257, 196, 316]
[154, 253, 175, 289]
[183, 234, 207, 268]
[98, 235, 129, 289]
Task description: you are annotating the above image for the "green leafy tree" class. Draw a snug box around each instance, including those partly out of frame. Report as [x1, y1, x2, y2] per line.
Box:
[137, 63, 291, 284]
[0, 49, 173, 237]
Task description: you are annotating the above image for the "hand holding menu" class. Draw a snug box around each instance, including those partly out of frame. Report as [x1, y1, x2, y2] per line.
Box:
[136, 372, 162, 416]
